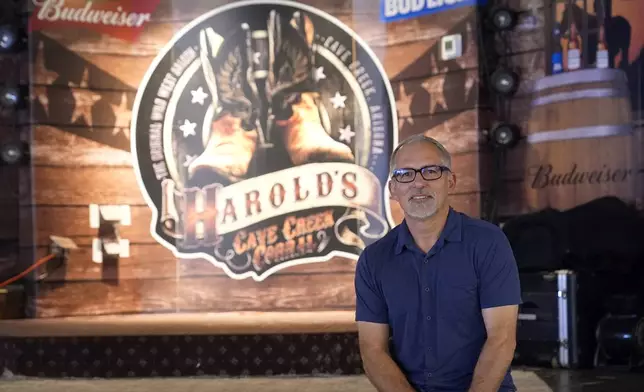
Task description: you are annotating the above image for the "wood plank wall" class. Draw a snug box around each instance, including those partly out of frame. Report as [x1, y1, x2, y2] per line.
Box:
[0, 51, 28, 283]
[478, 0, 548, 218]
[483, 0, 644, 217]
[26, 1, 484, 318]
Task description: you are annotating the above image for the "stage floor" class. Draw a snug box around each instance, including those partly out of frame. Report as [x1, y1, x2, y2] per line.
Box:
[2, 369, 643, 392]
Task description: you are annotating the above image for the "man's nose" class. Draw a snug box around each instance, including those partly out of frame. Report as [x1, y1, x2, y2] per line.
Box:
[411, 174, 428, 187]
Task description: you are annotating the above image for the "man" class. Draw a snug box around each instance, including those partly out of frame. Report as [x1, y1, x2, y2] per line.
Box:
[355, 135, 521, 392]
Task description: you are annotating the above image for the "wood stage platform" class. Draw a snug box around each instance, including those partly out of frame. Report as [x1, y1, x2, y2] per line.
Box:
[1, 313, 644, 391]
[0, 311, 357, 337]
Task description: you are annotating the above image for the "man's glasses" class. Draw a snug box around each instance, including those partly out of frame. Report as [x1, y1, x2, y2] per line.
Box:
[391, 165, 450, 183]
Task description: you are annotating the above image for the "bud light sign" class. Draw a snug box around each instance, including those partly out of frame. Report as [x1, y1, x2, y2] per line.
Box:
[381, 0, 487, 23]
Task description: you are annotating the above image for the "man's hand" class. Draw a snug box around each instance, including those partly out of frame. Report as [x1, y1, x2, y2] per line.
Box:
[468, 305, 518, 392]
[358, 321, 417, 392]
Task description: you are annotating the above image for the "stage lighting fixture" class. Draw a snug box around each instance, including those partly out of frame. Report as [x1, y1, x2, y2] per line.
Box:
[0, 141, 29, 165]
[490, 68, 519, 96]
[595, 314, 644, 367]
[490, 123, 519, 148]
[0, 24, 26, 53]
[0, 85, 28, 109]
[488, 7, 517, 32]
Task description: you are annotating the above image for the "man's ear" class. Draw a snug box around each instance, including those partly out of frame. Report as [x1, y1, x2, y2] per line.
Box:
[448, 172, 457, 192]
[388, 180, 395, 200]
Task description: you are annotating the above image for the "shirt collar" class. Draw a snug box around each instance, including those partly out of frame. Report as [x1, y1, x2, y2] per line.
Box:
[395, 207, 463, 254]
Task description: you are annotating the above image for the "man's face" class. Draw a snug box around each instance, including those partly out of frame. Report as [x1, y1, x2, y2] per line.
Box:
[388, 142, 456, 220]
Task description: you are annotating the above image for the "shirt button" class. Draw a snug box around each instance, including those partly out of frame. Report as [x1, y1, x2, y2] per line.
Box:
[424, 287, 430, 292]
[427, 347, 432, 351]
[426, 316, 432, 321]
[424, 259, 429, 264]
[428, 373, 433, 377]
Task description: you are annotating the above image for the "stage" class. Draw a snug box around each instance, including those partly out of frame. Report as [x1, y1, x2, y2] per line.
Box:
[1, 369, 644, 392]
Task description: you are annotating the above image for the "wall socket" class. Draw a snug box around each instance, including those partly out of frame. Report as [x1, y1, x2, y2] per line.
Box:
[441, 33, 463, 61]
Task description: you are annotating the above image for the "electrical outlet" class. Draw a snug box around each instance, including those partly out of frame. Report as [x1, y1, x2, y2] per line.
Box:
[441, 34, 462, 61]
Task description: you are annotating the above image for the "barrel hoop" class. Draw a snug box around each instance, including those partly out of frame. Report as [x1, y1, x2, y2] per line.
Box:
[526, 125, 633, 144]
[531, 87, 630, 107]
[533, 68, 628, 93]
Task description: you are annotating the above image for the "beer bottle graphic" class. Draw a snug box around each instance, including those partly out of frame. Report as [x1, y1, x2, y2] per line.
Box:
[552, 23, 564, 74]
[567, 21, 582, 71]
[595, 0, 609, 68]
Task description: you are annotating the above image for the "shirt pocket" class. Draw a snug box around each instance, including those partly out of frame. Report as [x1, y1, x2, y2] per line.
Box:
[440, 282, 480, 333]
[446, 282, 478, 306]
[438, 270, 480, 319]
[437, 258, 479, 309]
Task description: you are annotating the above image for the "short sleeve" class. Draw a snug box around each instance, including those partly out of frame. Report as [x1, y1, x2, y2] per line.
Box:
[354, 250, 388, 323]
[478, 230, 522, 309]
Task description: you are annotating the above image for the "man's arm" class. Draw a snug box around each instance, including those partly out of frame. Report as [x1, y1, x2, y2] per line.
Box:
[354, 251, 416, 392]
[358, 322, 417, 392]
[469, 229, 522, 392]
[468, 305, 518, 392]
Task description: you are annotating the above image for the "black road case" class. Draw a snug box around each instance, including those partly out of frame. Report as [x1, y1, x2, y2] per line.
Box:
[514, 269, 603, 368]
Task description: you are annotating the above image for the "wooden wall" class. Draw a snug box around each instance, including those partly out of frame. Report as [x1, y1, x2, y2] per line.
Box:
[477, 0, 547, 217]
[481, 0, 643, 217]
[0, 51, 28, 284]
[27, 1, 484, 318]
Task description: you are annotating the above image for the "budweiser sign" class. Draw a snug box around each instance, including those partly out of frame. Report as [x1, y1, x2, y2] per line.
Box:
[29, 0, 161, 42]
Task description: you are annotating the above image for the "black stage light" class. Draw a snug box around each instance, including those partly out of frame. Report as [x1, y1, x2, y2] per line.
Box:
[488, 6, 518, 32]
[0, 141, 29, 165]
[490, 123, 520, 148]
[595, 313, 644, 368]
[490, 68, 519, 96]
[0, 24, 26, 53]
[0, 85, 28, 109]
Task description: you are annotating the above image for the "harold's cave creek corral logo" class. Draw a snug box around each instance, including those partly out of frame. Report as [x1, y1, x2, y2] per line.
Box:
[131, 1, 397, 281]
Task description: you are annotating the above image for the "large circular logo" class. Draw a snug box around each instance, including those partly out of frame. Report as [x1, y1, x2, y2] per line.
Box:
[131, 0, 397, 281]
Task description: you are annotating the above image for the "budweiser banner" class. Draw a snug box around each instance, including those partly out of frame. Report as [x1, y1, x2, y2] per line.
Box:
[29, 0, 161, 42]
[132, 1, 397, 281]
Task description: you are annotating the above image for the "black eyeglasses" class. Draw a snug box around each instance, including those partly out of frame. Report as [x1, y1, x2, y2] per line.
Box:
[391, 165, 450, 183]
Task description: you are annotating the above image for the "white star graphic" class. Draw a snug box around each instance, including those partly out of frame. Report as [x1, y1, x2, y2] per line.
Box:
[190, 86, 208, 105]
[314, 66, 326, 82]
[396, 83, 415, 129]
[34, 41, 59, 86]
[110, 92, 132, 139]
[33, 41, 59, 117]
[423, 53, 447, 114]
[183, 154, 197, 167]
[32, 88, 50, 118]
[68, 68, 101, 126]
[253, 52, 261, 64]
[179, 120, 197, 138]
[330, 92, 347, 109]
[338, 125, 355, 144]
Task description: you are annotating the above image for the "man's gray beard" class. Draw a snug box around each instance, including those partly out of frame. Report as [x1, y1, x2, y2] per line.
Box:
[404, 199, 438, 220]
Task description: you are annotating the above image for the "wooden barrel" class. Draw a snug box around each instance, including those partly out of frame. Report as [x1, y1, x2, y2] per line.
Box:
[522, 68, 640, 212]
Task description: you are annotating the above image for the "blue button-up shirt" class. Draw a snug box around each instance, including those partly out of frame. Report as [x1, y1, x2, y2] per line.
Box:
[355, 208, 522, 392]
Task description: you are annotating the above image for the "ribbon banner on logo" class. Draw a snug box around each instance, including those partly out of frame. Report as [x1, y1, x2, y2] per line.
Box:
[159, 162, 388, 243]
[156, 162, 389, 278]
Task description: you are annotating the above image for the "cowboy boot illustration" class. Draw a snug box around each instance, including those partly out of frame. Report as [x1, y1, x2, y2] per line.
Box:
[267, 11, 355, 165]
[278, 92, 354, 165]
[188, 27, 259, 182]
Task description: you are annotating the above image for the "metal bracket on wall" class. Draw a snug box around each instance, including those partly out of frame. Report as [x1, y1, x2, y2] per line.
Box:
[89, 204, 131, 228]
[91, 238, 130, 264]
[89, 204, 131, 264]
